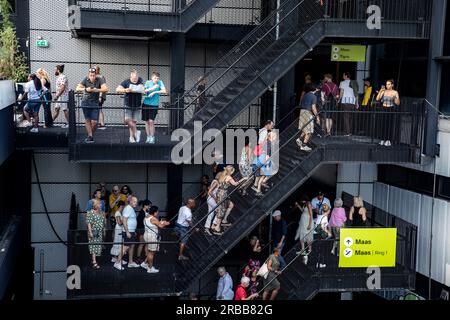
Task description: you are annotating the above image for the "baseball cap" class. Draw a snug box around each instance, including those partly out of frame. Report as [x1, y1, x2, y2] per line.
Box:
[272, 210, 281, 218]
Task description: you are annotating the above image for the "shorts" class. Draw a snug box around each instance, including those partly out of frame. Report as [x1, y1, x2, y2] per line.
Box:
[125, 106, 140, 121]
[122, 231, 137, 245]
[27, 100, 41, 113]
[82, 101, 100, 121]
[55, 96, 69, 111]
[299, 109, 314, 134]
[144, 231, 160, 252]
[175, 223, 189, 245]
[142, 104, 158, 121]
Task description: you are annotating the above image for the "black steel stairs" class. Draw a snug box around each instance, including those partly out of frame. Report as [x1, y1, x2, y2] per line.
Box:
[173, 119, 325, 293]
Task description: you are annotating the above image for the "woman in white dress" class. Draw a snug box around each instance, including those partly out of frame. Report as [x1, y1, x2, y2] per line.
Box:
[143, 206, 170, 273]
[110, 200, 126, 263]
[294, 196, 314, 255]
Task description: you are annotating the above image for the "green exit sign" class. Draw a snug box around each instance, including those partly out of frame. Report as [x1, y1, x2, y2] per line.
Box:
[36, 39, 49, 48]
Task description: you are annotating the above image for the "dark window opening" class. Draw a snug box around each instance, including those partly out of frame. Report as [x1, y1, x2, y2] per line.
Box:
[378, 165, 450, 202]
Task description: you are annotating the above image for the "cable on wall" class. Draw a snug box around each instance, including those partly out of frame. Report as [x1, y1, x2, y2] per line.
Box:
[32, 152, 68, 246]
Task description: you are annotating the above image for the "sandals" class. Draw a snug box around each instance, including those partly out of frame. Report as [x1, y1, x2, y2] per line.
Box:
[92, 262, 100, 269]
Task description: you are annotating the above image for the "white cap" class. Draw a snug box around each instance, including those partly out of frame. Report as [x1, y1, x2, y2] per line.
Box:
[272, 210, 281, 218]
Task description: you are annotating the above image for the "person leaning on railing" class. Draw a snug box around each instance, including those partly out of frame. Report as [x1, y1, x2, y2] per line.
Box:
[376, 79, 401, 147]
[75, 68, 109, 143]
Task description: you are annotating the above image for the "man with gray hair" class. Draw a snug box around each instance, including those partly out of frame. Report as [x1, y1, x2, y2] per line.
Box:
[234, 276, 258, 300]
[216, 267, 234, 300]
[116, 70, 145, 143]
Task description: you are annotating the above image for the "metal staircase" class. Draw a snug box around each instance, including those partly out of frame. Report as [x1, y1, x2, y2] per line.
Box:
[175, 0, 431, 157]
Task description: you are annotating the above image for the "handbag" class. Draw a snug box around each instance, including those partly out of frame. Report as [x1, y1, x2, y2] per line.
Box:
[314, 216, 329, 239]
[256, 261, 269, 279]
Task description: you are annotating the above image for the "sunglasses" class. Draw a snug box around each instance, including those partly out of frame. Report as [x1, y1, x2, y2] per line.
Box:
[89, 68, 96, 73]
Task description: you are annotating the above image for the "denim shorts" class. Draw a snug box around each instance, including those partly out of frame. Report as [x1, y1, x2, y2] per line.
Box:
[175, 223, 189, 245]
[81, 101, 100, 121]
[27, 100, 41, 113]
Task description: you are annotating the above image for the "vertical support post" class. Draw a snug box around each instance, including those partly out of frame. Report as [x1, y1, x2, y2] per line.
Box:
[170, 33, 186, 132]
[424, 0, 447, 156]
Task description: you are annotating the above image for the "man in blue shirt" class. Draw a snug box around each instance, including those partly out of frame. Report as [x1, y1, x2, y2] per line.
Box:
[142, 71, 167, 144]
[86, 189, 106, 212]
[216, 267, 234, 300]
[296, 84, 320, 152]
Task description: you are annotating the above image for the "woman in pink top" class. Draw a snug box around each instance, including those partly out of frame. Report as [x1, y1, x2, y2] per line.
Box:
[329, 198, 346, 256]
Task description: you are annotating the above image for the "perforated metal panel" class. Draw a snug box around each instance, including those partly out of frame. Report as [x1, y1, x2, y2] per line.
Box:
[32, 153, 89, 183]
[30, 0, 69, 31]
[33, 272, 67, 300]
[31, 213, 69, 243]
[30, 31, 90, 62]
[91, 39, 148, 65]
[32, 243, 68, 272]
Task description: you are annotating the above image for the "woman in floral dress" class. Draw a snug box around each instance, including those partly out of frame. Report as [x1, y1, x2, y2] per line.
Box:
[86, 199, 105, 269]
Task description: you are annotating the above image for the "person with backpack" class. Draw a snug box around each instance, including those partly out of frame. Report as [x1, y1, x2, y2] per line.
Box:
[321, 74, 340, 136]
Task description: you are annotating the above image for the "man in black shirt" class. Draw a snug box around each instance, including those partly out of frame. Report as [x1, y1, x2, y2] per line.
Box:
[75, 68, 109, 143]
[116, 70, 145, 143]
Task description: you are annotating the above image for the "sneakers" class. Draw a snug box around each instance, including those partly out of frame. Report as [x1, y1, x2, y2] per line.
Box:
[98, 125, 107, 130]
[30, 127, 39, 133]
[84, 136, 94, 143]
[111, 257, 117, 263]
[114, 262, 124, 271]
[296, 138, 303, 148]
[61, 123, 69, 129]
[384, 140, 392, 147]
[140, 261, 149, 270]
[300, 145, 312, 152]
[178, 255, 189, 261]
[128, 262, 140, 268]
[379, 140, 385, 146]
[146, 137, 151, 144]
[147, 266, 159, 274]
[149, 136, 156, 144]
[135, 130, 141, 143]
[129, 136, 136, 143]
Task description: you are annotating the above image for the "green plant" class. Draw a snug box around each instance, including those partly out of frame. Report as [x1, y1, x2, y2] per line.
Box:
[0, 0, 28, 82]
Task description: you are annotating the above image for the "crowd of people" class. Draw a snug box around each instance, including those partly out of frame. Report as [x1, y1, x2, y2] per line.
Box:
[212, 190, 369, 301]
[84, 183, 172, 272]
[296, 72, 401, 151]
[18, 66, 167, 144]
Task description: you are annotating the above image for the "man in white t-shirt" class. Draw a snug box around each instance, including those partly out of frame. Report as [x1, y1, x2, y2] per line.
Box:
[258, 120, 274, 145]
[311, 191, 331, 217]
[115, 196, 140, 270]
[176, 198, 196, 261]
[339, 72, 358, 136]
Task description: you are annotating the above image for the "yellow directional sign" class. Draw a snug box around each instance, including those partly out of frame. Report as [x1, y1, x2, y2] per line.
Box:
[339, 228, 397, 268]
[331, 45, 366, 62]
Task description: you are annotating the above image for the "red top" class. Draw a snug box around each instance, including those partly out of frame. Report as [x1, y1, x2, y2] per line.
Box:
[322, 81, 339, 99]
[234, 285, 247, 300]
